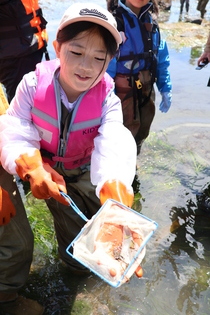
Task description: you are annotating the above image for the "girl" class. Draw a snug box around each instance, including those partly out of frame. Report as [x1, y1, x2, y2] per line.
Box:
[0, 3, 137, 275]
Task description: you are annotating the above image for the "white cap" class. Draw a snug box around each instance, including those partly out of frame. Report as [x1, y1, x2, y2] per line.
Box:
[57, 2, 122, 47]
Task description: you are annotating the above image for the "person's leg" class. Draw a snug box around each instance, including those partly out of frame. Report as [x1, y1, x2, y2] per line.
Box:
[196, 0, 203, 11]
[0, 166, 34, 294]
[45, 171, 100, 272]
[135, 98, 155, 155]
[114, 74, 141, 138]
[186, 0, 189, 12]
[180, 0, 185, 14]
[0, 166, 44, 314]
[199, 0, 209, 17]
[0, 49, 43, 103]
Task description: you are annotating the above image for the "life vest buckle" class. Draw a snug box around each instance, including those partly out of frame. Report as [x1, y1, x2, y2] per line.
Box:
[135, 79, 142, 89]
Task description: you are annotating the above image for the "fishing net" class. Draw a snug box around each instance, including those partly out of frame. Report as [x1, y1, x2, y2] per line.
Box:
[66, 198, 158, 287]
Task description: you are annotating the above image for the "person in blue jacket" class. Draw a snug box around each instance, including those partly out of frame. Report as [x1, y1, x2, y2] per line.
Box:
[107, 0, 172, 155]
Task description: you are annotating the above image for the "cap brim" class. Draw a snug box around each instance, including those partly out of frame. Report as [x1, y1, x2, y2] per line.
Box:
[58, 15, 122, 47]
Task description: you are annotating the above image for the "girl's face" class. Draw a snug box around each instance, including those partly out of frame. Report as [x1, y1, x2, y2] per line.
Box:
[125, 0, 150, 15]
[54, 29, 112, 102]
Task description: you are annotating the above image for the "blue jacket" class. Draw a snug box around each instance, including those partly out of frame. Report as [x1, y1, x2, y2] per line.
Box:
[107, 1, 172, 93]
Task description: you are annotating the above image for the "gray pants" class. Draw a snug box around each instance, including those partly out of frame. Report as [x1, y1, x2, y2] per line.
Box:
[0, 166, 33, 293]
[45, 170, 100, 271]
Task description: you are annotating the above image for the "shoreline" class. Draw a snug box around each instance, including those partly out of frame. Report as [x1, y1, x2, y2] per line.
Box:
[159, 19, 210, 49]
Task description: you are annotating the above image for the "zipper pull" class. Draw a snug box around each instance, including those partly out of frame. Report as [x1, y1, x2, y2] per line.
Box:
[60, 138, 65, 156]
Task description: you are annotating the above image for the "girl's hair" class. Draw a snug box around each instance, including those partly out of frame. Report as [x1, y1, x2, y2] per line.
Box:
[151, 0, 159, 20]
[57, 21, 118, 57]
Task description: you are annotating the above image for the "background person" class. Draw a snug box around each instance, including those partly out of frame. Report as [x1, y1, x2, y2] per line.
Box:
[197, 32, 210, 65]
[106, 0, 172, 155]
[0, 1, 49, 313]
[0, 94, 44, 315]
[0, 0, 49, 103]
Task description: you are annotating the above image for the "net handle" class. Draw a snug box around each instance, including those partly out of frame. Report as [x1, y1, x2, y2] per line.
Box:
[60, 191, 88, 222]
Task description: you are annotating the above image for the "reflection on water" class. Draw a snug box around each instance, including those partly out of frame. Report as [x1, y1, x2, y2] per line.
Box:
[166, 191, 210, 315]
[136, 124, 210, 314]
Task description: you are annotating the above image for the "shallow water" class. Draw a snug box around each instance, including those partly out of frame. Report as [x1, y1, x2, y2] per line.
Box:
[25, 1, 210, 314]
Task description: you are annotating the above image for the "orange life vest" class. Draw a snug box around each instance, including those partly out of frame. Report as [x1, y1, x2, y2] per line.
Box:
[0, 0, 48, 58]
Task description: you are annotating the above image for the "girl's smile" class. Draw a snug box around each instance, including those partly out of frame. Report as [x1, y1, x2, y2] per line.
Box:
[75, 74, 91, 81]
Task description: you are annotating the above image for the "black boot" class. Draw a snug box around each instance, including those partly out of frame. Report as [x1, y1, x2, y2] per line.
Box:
[0, 295, 44, 315]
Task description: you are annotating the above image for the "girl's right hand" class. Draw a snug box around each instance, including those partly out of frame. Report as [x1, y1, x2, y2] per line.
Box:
[15, 149, 69, 205]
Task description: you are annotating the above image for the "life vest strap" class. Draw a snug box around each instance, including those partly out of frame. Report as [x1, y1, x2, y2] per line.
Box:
[118, 51, 154, 62]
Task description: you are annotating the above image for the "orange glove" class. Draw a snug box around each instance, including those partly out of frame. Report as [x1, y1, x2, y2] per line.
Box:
[95, 223, 143, 278]
[0, 186, 16, 225]
[99, 180, 134, 207]
[15, 149, 69, 205]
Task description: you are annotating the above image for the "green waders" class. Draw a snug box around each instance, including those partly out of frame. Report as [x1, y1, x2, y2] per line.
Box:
[0, 166, 33, 294]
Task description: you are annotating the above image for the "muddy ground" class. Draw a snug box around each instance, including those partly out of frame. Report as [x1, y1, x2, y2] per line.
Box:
[159, 19, 210, 49]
